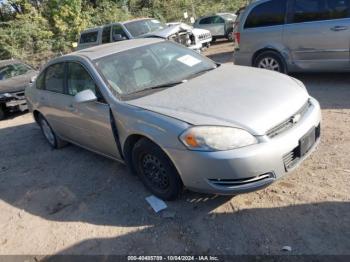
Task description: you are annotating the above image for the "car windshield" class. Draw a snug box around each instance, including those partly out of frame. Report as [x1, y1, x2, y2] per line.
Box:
[94, 42, 217, 98]
[0, 63, 32, 80]
[124, 19, 167, 37]
[221, 14, 236, 20]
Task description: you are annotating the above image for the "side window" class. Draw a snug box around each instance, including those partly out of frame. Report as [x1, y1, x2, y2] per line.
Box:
[67, 62, 105, 103]
[67, 63, 96, 96]
[244, 0, 286, 28]
[36, 71, 45, 90]
[44, 63, 65, 94]
[112, 24, 128, 41]
[80, 31, 98, 44]
[213, 16, 225, 24]
[102, 26, 111, 44]
[199, 17, 212, 25]
[292, 0, 350, 23]
[0, 65, 15, 80]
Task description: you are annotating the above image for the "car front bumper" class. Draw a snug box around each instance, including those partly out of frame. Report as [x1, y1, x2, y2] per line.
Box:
[166, 97, 321, 195]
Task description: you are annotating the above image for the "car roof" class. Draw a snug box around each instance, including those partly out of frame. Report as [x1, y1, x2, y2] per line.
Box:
[68, 38, 164, 61]
[0, 59, 22, 67]
[80, 18, 154, 33]
[122, 18, 153, 24]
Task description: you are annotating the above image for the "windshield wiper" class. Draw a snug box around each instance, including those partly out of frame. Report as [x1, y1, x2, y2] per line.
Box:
[187, 67, 217, 80]
[125, 80, 186, 96]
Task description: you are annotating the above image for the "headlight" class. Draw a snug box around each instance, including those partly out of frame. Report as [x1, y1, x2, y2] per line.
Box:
[179, 126, 257, 152]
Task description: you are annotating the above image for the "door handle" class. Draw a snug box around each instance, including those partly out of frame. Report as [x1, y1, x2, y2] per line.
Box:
[331, 26, 348, 31]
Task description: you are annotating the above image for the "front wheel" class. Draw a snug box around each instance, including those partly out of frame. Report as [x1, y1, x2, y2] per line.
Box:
[253, 51, 286, 74]
[132, 138, 183, 200]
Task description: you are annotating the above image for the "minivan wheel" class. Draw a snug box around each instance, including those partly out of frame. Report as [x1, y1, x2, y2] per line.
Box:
[38, 114, 67, 149]
[132, 138, 183, 201]
[254, 51, 286, 73]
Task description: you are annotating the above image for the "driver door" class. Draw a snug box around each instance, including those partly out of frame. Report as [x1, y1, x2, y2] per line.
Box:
[63, 62, 121, 159]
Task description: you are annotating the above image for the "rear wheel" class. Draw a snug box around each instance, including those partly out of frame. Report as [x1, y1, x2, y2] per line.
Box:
[227, 31, 234, 42]
[38, 114, 67, 149]
[132, 138, 183, 200]
[254, 51, 286, 74]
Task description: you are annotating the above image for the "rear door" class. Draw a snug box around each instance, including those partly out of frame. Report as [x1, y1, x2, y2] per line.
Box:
[40, 62, 71, 137]
[284, 0, 350, 71]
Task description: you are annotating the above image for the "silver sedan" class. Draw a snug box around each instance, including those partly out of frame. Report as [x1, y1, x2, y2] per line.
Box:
[25, 39, 321, 200]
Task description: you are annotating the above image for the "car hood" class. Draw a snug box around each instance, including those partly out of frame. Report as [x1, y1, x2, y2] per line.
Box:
[0, 71, 37, 93]
[192, 28, 211, 36]
[126, 65, 309, 136]
[142, 24, 191, 38]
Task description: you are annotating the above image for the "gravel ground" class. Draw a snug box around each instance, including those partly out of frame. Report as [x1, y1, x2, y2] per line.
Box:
[0, 41, 349, 256]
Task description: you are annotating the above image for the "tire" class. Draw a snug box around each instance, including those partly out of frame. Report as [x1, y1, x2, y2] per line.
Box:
[132, 138, 183, 200]
[0, 105, 5, 120]
[253, 51, 286, 74]
[211, 37, 217, 43]
[38, 114, 67, 149]
[227, 31, 234, 42]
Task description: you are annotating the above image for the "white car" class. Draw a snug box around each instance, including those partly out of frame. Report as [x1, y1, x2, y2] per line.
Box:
[167, 22, 212, 50]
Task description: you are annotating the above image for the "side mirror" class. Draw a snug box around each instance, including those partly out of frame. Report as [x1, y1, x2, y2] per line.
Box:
[112, 34, 126, 42]
[74, 89, 97, 104]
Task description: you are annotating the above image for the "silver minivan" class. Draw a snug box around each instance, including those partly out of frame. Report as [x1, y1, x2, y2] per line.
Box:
[233, 0, 350, 73]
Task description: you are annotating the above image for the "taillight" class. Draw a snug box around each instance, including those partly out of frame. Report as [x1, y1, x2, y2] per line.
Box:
[234, 32, 240, 45]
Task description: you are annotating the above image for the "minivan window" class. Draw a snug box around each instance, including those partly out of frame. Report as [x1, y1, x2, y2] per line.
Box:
[102, 26, 111, 44]
[44, 63, 65, 93]
[244, 0, 286, 28]
[80, 31, 98, 44]
[292, 0, 350, 23]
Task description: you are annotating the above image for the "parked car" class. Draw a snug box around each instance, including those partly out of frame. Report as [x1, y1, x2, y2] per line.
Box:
[0, 59, 37, 120]
[78, 18, 202, 51]
[233, 0, 350, 73]
[26, 39, 321, 200]
[167, 22, 212, 49]
[193, 13, 237, 42]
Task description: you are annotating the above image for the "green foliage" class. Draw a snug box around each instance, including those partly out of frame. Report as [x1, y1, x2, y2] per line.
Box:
[0, 0, 247, 66]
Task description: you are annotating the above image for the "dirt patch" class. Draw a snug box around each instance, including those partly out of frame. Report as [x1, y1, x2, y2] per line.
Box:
[0, 42, 349, 255]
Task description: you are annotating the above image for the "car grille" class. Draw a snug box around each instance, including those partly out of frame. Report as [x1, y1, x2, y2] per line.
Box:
[198, 33, 211, 40]
[283, 124, 321, 170]
[267, 100, 311, 138]
[208, 173, 275, 187]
